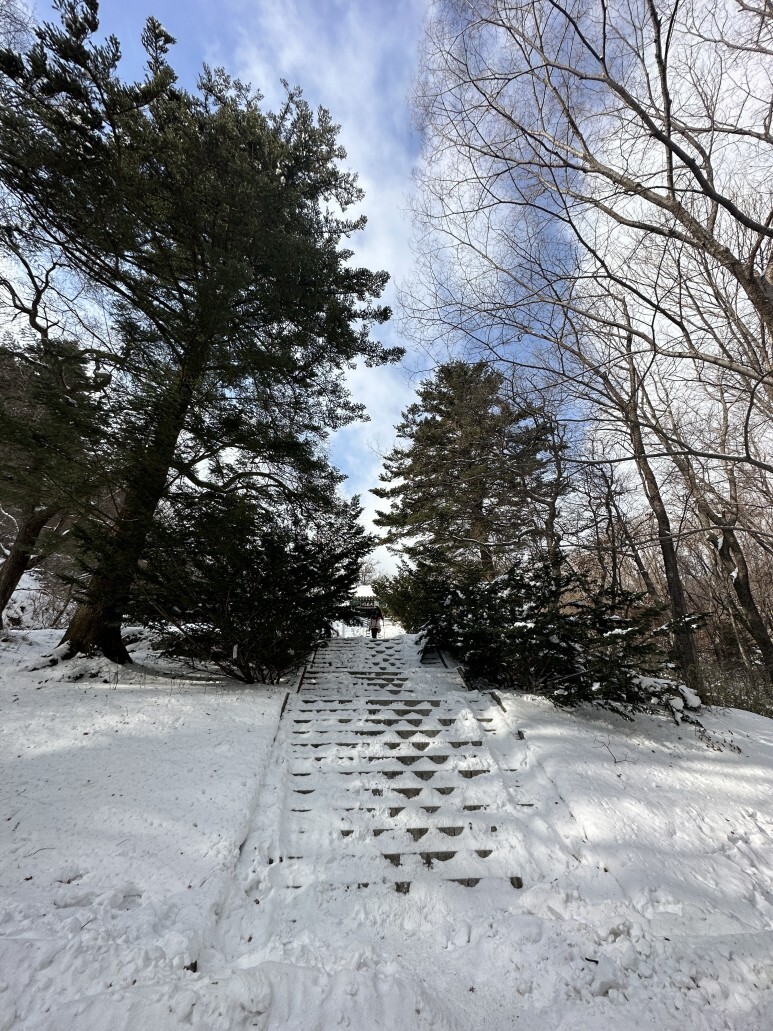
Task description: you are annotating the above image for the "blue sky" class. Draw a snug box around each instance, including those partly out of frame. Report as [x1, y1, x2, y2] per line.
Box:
[37, 0, 430, 572]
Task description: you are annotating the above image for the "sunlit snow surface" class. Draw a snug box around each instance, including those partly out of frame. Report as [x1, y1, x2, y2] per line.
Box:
[1, 628, 772, 1029]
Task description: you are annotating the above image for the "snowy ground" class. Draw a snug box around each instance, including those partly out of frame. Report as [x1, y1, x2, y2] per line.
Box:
[1, 627, 772, 1029]
[0, 630, 285, 1031]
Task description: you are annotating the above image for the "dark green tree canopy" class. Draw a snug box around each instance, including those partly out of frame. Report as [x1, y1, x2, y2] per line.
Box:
[131, 488, 371, 684]
[421, 555, 670, 712]
[0, 2, 398, 406]
[0, 332, 101, 510]
[0, 329, 106, 624]
[0, 0, 401, 659]
[374, 361, 552, 578]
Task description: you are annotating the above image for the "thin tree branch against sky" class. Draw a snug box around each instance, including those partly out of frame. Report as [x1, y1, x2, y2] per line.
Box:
[33, 0, 428, 571]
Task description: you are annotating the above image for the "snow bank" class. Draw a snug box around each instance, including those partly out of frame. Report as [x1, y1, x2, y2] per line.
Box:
[0, 630, 284, 1030]
[1, 630, 773, 1029]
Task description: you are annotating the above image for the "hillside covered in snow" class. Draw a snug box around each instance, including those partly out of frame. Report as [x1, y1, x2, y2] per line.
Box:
[1, 628, 772, 1030]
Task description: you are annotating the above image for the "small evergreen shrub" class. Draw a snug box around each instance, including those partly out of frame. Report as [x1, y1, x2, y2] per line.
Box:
[423, 556, 678, 710]
[131, 492, 370, 683]
[373, 554, 457, 632]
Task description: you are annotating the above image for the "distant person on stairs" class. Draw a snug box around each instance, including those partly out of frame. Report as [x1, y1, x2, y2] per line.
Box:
[369, 607, 384, 639]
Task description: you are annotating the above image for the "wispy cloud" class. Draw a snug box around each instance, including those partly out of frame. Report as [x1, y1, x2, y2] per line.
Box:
[228, 0, 425, 288]
[228, 0, 430, 571]
[53, 0, 429, 573]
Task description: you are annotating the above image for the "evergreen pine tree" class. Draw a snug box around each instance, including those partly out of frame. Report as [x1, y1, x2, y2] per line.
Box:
[373, 552, 462, 633]
[373, 362, 554, 580]
[0, 2, 398, 660]
[0, 332, 102, 624]
[131, 486, 371, 683]
[424, 554, 669, 710]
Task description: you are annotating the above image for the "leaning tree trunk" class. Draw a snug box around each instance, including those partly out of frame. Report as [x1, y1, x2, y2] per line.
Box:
[628, 420, 702, 689]
[0, 503, 62, 627]
[707, 525, 773, 688]
[617, 509, 663, 604]
[60, 354, 206, 662]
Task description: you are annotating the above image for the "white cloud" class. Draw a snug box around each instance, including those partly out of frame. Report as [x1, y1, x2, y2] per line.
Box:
[228, 0, 425, 283]
[228, 0, 430, 568]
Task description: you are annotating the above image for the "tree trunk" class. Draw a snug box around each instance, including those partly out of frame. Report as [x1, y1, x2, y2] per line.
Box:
[662, 444, 773, 690]
[628, 420, 702, 689]
[728, 608, 755, 675]
[478, 539, 495, 580]
[542, 426, 565, 577]
[603, 492, 620, 605]
[713, 526, 773, 686]
[471, 494, 496, 581]
[60, 351, 207, 660]
[0, 503, 61, 627]
[60, 590, 129, 661]
[617, 511, 663, 604]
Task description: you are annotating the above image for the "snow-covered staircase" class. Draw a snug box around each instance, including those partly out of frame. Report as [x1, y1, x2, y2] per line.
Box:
[266, 635, 529, 893]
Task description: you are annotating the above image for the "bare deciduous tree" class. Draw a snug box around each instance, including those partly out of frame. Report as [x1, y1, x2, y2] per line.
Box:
[407, 0, 773, 687]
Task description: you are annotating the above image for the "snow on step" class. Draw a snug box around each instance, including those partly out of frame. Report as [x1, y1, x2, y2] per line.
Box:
[287, 819, 525, 855]
[287, 739, 485, 753]
[266, 637, 532, 893]
[270, 850, 524, 889]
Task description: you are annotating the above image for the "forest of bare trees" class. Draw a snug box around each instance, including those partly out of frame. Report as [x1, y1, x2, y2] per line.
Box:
[401, 0, 773, 708]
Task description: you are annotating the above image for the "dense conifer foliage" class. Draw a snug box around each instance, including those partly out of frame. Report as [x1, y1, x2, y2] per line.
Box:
[372, 358, 681, 709]
[373, 555, 451, 634]
[374, 362, 557, 579]
[0, 333, 102, 623]
[130, 490, 369, 683]
[0, 0, 397, 662]
[421, 556, 670, 709]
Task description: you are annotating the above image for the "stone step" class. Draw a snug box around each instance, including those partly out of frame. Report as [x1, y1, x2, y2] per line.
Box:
[308, 664, 411, 670]
[268, 850, 525, 887]
[288, 800, 498, 816]
[288, 765, 494, 784]
[288, 727, 473, 740]
[288, 721, 492, 738]
[288, 721, 496, 729]
[288, 716, 491, 730]
[287, 740, 485, 754]
[274, 873, 523, 894]
[289, 707, 489, 721]
[288, 751, 488, 767]
[295, 700, 493, 709]
[293, 700, 449, 709]
[291, 784, 496, 804]
[296, 702, 449, 713]
[294, 704, 480, 716]
[306, 671, 415, 679]
[287, 822, 518, 853]
[303, 696, 445, 705]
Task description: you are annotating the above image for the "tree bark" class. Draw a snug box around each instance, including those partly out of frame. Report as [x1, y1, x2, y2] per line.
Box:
[709, 525, 773, 686]
[628, 418, 702, 689]
[0, 503, 61, 627]
[661, 443, 773, 689]
[60, 350, 207, 661]
[617, 510, 663, 604]
[471, 503, 496, 582]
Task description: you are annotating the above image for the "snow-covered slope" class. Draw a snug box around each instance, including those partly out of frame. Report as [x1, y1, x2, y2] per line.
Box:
[1, 629, 772, 1029]
[0, 630, 285, 1030]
